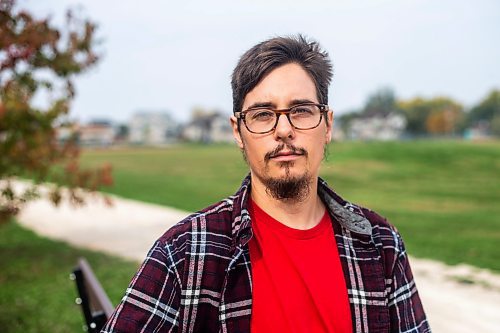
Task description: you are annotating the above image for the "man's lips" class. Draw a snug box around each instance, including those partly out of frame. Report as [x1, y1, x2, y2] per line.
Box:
[271, 151, 303, 158]
[269, 151, 305, 161]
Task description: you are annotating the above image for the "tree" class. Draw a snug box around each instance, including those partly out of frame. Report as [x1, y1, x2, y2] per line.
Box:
[424, 98, 464, 136]
[0, 0, 112, 224]
[398, 98, 432, 135]
[490, 115, 500, 137]
[362, 87, 398, 116]
[467, 89, 500, 136]
[398, 96, 464, 136]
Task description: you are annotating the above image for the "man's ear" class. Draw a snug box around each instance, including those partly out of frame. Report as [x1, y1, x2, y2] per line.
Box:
[230, 116, 244, 149]
[325, 110, 334, 144]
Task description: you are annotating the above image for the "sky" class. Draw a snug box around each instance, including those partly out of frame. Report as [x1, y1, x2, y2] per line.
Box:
[27, 0, 500, 124]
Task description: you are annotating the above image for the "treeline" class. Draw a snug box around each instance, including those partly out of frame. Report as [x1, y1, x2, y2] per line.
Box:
[338, 88, 500, 138]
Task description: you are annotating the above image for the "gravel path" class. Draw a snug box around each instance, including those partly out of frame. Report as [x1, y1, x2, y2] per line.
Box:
[16, 190, 500, 332]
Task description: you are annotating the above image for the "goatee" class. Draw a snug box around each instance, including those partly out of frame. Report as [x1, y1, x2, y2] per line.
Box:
[261, 167, 312, 203]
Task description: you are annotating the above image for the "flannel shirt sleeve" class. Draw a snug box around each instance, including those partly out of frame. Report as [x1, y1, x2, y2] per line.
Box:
[388, 230, 431, 332]
[101, 240, 182, 333]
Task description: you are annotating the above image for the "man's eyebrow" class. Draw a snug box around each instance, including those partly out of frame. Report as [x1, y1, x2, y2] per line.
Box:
[245, 99, 316, 110]
[245, 102, 275, 110]
[289, 99, 316, 106]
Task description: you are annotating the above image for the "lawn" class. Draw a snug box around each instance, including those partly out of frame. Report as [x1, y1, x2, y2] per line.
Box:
[79, 141, 500, 271]
[0, 221, 139, 333]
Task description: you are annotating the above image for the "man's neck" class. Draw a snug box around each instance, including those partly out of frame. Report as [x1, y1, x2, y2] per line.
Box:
[250, 174, 326, 230]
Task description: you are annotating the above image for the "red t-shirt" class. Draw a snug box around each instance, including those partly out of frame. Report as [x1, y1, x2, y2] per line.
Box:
[248, 200, 352, 333]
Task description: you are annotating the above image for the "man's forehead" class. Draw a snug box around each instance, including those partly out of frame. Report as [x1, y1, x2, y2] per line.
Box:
[242, 63, 318, 109]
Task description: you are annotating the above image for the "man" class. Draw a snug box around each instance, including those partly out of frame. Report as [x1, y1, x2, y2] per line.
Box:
[102, 35, 430, 333]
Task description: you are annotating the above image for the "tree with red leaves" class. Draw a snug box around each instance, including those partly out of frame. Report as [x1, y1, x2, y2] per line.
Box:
[0, 0, 112, 224]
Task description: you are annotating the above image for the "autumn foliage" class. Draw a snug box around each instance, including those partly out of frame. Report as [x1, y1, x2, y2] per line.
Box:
[0, 0, 112, 224]
[399, 97, 465, 136]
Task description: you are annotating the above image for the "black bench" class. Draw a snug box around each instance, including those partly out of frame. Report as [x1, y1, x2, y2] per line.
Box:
[71, 257, 114, 332]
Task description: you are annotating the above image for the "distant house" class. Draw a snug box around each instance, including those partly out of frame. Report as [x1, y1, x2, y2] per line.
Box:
[331, 122, 345, 141]
[129, 111, 178, 145]
[464, 120, 492, 140]
[349, 113, 406, 140]
[78, 120, 116, 147]
[55, 123, 79, 144]
[182, 112, 233, 143]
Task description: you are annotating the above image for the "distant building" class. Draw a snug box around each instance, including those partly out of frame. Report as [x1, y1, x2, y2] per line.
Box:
[78, 120, 116, 147]
[182, 112, 233, 143]
[129, 111, 178, 145]
[55, 123, 79, 143]
[331, 122, 345, 141]
[464, 120, 492, 140]
[349, 113, 406, 140]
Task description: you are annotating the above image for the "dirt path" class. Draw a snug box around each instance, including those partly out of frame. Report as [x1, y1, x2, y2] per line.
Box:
[16, 191, 500, 332]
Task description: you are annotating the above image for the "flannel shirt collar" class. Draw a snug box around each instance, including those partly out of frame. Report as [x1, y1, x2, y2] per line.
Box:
[230, 174, 372, 250]
[317, 178, 372, 236]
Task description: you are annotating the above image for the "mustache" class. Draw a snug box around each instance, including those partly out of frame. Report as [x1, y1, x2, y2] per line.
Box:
[264, 143, 308, 162]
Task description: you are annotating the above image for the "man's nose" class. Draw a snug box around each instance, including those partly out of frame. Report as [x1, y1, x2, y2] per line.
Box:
[273, 113, 295, 140]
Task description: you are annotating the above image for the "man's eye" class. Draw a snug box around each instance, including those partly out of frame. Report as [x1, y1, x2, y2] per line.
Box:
[291, 106, 314, 116]
[251, 110, 275, 120]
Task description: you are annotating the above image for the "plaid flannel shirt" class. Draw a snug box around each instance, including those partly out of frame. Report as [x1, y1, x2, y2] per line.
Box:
[102, 176, 430, 333]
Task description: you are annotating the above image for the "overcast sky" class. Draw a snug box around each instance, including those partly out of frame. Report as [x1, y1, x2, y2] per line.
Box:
[27, 0, 500, 123]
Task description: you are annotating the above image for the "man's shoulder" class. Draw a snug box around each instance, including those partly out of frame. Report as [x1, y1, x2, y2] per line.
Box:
[358, 206, 396, 233]
[319, 178, 400, 241]
[156, 196, 238, 249]
[320, 178, 402, 251]
[346, 201, 406, 259]
[359, 206, 401, 242]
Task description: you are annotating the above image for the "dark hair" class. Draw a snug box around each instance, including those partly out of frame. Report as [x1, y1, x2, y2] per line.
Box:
[231, 34, 333, 114]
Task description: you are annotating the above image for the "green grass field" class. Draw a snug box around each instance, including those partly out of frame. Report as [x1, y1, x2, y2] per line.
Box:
[79, 140, 500, 271]
[1, 140, 499, 332]
[0, 221, 139, 333]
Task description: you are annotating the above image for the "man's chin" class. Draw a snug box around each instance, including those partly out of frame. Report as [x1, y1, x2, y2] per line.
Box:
[269, 161, 304, 177]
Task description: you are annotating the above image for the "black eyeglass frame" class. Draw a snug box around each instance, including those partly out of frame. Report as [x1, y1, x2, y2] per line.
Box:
[234, 103, 330, 134]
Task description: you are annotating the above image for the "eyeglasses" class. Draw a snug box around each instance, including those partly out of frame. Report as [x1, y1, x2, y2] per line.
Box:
[235, 103, 329, 134]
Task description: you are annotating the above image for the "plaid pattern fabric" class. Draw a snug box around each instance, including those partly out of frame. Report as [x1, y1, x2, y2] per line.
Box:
[101, 176, 430, 333]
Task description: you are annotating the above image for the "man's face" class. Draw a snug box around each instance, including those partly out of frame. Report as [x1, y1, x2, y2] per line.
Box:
[231, 63, 333, 199]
